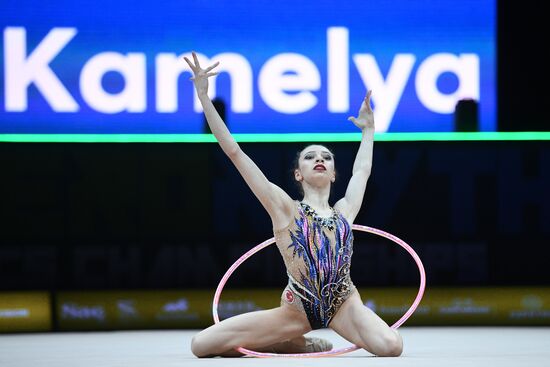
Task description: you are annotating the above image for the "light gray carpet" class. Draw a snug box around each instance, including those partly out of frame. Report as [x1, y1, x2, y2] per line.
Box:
[1, 327, 549, 367]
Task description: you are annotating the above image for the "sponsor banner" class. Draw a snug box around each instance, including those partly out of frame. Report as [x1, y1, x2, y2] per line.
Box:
[361, 287, 550, 326]
[57, 289, 281, 330]
[57, 290, 213, 330]
[0, 292, 51, 332]
[56, 287, 550, 330]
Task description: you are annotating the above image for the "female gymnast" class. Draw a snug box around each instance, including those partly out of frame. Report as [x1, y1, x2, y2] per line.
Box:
[185, 52, 403, 357]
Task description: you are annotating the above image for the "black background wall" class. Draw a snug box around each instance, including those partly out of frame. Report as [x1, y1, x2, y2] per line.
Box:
[498, 0, 548, 131]
[0, 1, 548, 291]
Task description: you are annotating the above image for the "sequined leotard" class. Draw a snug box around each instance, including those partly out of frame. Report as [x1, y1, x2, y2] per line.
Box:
[274, 201, 355, 329]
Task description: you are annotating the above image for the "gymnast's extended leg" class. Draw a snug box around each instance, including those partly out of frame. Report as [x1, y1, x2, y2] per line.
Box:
[329, 290, 403, 357]
[191, 304, 311, 357]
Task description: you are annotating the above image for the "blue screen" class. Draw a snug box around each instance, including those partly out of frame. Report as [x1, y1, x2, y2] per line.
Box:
[0, 0, 495, 134]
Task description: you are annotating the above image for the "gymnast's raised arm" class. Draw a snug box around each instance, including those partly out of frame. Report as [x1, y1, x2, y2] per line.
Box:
[334, 91, 375, 224]
[184, 52, 294, 229]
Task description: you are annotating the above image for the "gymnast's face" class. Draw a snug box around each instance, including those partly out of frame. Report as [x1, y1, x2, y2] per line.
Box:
[294, 145, 336, 187]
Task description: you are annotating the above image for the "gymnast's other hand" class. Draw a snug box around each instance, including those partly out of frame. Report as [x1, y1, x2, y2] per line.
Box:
[183, 51, 220, 97]
[348, 90, 374, 131]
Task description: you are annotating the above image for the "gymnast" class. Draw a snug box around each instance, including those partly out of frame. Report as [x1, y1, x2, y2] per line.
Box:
[185, 52, 403, 357]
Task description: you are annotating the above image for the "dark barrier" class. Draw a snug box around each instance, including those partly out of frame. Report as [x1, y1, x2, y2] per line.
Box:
[2, 287, 550, 332]
[1, 141, 548, 290]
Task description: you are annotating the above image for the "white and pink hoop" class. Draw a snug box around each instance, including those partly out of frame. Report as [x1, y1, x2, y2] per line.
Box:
[212, 224, 426, 358]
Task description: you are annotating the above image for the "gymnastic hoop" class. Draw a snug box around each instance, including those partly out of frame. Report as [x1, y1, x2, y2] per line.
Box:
[212, 224, 426, 358]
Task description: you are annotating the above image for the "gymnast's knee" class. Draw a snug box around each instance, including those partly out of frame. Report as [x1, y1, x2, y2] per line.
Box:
[376, 331, 403, 357]
[362, 331, 403, 357]
[190, 333, 210, 358]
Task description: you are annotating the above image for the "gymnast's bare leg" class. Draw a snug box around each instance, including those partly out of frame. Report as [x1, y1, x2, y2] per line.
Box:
[329, 290, 403, 357]
[191, 304, 311, 357]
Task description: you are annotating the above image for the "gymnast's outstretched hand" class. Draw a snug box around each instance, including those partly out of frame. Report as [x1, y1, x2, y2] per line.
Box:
[183, 51, 220, 96]
[348, 90, 375, 130]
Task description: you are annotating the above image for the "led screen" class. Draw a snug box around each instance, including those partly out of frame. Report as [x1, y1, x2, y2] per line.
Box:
[0, 0, 495, 135]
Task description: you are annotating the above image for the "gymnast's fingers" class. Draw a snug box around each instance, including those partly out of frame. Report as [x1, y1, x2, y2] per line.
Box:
[183, 57, 196, 72]
[204, 61, 220, 73]
[192, 51, 201, 69]
[365, 90, 373, 112]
